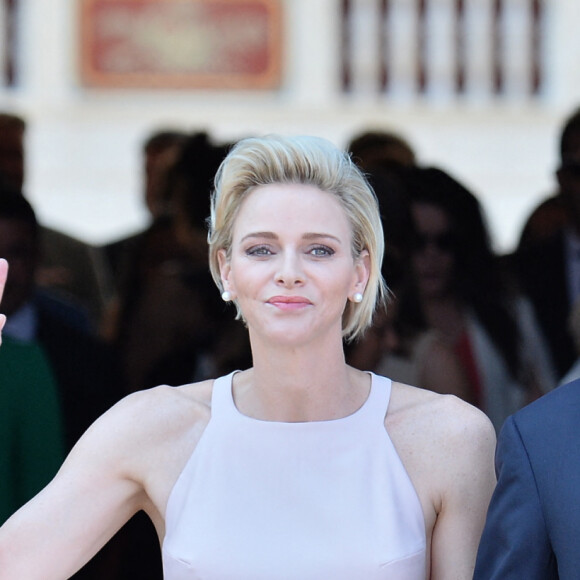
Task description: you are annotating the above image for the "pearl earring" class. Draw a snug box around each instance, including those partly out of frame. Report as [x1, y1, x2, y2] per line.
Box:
[353, 292, 363, 303]
[221, 291, 232, 302]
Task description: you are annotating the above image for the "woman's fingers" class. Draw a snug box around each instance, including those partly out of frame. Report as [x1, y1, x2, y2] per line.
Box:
[0, 259, 8, 344]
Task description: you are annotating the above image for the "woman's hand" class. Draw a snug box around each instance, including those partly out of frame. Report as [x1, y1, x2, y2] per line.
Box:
[0, 259, 7, 344]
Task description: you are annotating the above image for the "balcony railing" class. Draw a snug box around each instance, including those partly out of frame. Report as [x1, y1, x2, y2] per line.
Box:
[341, 0, 544, 100]
[0, 0, 547, 102]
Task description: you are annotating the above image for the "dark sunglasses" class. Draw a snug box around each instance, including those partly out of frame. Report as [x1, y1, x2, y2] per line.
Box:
[411, 231, 456, 253]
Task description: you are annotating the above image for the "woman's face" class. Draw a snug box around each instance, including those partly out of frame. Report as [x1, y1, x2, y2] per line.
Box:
[410, 202, 455, 299]
[218, 183, 369, 347]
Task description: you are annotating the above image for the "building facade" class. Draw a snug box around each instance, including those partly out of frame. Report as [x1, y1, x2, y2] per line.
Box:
[1, 0, 580, 251]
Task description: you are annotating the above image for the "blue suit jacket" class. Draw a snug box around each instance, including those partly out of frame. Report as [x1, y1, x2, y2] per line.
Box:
[474, 379, 580, 579]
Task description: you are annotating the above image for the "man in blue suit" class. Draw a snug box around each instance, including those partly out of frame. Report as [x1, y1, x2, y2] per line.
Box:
[474, 379, 580, 579]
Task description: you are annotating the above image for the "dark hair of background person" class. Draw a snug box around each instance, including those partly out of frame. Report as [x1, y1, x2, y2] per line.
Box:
[343, 165, 429, 373]
[514, 109, 580, 250]
[142, 129, 188, 219]
[347, 129, 416, 173]
[0, 184, 40, 321]
[0, 113, 25, 129]
[365, 168, 427, 338]
[143, 130, 188, 155]
[559, 106, 580, 162]
[345, 130, 426, 350]
[168, 131, 233, 232]
[346, 128, 417, 269]
[397, 166, 522, 381]
[0, 113, 26, 192]
[0, 180, 38, 233]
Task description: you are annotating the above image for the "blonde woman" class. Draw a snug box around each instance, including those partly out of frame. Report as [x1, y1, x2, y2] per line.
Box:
[0, 136, 495, 579]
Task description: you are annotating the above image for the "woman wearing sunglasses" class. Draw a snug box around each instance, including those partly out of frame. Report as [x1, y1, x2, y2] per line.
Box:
[398, 167, 556, 432]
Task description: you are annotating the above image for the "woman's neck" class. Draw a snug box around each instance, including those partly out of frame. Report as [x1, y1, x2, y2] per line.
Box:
[232, 341, 369, 422]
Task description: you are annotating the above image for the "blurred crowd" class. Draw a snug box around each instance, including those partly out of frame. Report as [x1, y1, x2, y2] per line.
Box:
[2, 107, 580, 577]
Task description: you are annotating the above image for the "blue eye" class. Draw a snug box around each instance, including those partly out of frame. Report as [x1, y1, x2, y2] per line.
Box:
[247, 245, 273, 256]
[309, 246, 334, 257]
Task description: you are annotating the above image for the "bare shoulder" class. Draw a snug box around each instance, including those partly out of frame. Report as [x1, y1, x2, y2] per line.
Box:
[116, 379, 214, 433]
[83, 379, 215, 447]
[384, 382, 496, 526]
[387, 381, 496, 511]
[388, 381, 495, 447]
[385, 382, 497, 576]
[69, 379, 216, 494]
[64, 378, 218, 523]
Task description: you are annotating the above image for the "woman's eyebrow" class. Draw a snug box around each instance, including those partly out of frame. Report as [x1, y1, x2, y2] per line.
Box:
[240, 232, 342, 243]
[302, 233, 341, 243]
[240, 232, 277, 243]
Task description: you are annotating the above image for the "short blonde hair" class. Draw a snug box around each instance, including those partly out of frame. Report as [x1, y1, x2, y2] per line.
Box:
[208, 134, 387, 341]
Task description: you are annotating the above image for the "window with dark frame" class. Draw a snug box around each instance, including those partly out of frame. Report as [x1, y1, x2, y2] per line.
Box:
[2, 0, 17, 86]
[341, 0, 544, 98]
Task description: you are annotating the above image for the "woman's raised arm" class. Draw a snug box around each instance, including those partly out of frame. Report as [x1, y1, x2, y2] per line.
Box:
[0, 391, 156, 580]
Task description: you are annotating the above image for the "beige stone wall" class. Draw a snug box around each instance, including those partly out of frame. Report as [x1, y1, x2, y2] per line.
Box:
[1, 0, 579, 252]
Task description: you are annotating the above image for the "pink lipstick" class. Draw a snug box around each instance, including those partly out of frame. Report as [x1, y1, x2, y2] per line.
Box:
[267, 296, 312, 311]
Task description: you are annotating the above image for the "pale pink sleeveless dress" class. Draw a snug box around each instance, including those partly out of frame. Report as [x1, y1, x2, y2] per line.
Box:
[162, 372, 427, 579]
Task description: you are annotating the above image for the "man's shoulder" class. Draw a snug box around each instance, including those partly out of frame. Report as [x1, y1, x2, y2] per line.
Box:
[505, 381, 580, 456]
[516, 380, 580, 424]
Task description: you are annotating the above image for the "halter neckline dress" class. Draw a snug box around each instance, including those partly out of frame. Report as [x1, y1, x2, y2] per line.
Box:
[162, 371, 427, 579]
